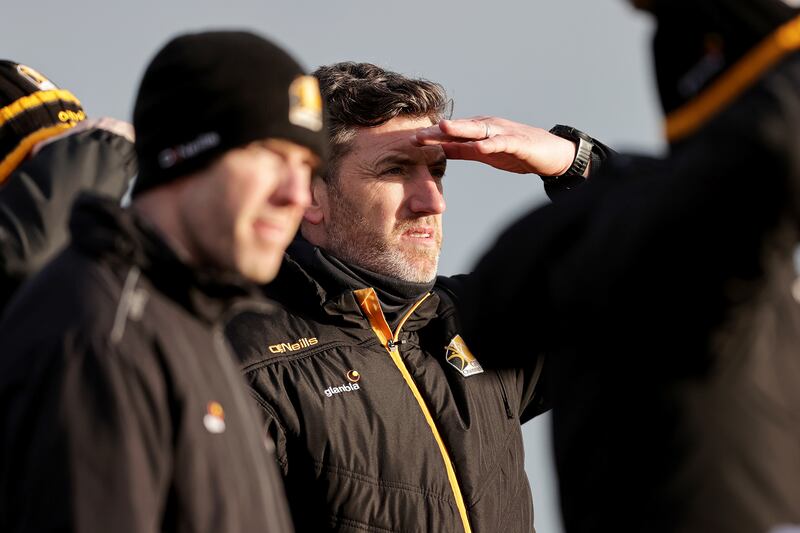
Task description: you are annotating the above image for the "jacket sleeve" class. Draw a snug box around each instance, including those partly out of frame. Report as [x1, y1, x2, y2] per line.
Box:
[543, 134, 616, 201]
[0, 128, 136, 308]
[1, 331, 172, 533]
[460, 66, 799, 377]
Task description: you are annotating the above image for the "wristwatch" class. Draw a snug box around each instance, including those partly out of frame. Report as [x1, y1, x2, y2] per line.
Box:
[548, 124, 595, 178]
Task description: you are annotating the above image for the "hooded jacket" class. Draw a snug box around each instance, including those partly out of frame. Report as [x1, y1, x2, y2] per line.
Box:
[0, 127, 136, 315]
[0, 194, 294, 533]
[463, 3, 800, 532]
[225, 240, 549, 533]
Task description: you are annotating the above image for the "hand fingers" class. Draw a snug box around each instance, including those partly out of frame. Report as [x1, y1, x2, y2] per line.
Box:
[90, 117, 135, 143]
[439, 118, 494, 140]
[410, 126, 456, 146]
[438, 137, 505, 161]
[412, 117, 498, 146]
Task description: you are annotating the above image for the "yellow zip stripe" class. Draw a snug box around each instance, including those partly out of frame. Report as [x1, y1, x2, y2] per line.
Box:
[385, 344, 473, 533]
[355, 287, 393, 346]
[0, 123, 74, 184]
[0, 89, 82, 128]
[666, 14, 800, 143]
[354, 288, 473, 533]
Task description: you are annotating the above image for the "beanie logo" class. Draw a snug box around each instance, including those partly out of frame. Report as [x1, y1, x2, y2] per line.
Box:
[16, 64, 57, 91]
[288, 75, 323, 132]
[158, 131, 221, 169]
[57, 109, 86, 125]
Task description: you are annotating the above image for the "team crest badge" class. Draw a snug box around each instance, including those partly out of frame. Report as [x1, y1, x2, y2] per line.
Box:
[445, 335, 483, 377]
[288, 75, 323, 132]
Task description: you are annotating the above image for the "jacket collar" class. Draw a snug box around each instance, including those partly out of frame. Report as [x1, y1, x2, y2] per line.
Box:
[69, 193, 263, 324]
[265, 237, 440, 332]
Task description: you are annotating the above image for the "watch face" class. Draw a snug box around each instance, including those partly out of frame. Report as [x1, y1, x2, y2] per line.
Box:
[550, 125, 591, 143]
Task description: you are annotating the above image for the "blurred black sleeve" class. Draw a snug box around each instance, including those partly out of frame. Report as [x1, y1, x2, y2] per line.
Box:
[0, 128, 136, 311]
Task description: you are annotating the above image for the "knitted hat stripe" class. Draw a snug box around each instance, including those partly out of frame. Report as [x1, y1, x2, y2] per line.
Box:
[0, 98, 85, 153]
[0, 122, 73, 184]
[0, 89, 81, 127]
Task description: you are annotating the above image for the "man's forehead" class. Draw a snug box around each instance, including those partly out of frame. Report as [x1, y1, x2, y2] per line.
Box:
[372, 144, 446, 166]
[350, 116, 445, 164]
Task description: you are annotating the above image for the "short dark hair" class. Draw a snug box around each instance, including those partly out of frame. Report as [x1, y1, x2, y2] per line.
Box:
[313, 62, 450, 182]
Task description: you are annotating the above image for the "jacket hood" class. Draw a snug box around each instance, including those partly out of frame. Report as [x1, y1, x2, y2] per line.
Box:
[649, 0, 798, 117]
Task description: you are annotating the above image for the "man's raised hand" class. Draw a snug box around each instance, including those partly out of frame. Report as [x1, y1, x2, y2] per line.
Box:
[412, 116, 577, 177]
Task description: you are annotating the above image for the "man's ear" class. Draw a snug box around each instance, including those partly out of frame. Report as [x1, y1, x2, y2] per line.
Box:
[303, 176, 327, 225]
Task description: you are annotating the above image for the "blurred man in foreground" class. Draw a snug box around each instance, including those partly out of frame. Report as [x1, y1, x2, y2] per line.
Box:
[415, 0, 800, 531]
[0, 31, 326, 533]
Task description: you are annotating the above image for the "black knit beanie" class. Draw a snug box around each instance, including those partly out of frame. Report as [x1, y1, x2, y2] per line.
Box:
[0, 61, 85, 185]
[132, 30, 328, 196]
[648, 0, 799, 115]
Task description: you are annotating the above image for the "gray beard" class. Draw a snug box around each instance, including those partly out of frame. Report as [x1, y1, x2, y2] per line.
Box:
[324, 187, 441, 283]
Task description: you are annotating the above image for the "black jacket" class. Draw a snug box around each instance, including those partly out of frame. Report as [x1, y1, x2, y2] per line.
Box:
[0, 127, 136, 315]
[225, 241, 548, 533]
[463, 14, 800, 533]
[0, 195, 294, 533]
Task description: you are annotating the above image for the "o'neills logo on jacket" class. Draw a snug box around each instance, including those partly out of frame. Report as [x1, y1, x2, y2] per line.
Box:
[269, 337, 318, 353]
[323, 382, 361, 398]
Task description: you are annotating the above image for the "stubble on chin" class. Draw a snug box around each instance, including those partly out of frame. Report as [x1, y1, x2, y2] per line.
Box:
[325, 191, 441, 283]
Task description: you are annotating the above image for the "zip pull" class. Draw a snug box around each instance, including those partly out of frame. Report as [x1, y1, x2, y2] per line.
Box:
[387, 339, 406, 350]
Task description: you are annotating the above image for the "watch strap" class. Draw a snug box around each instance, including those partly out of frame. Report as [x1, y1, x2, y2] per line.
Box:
[548, 124, 595, 178]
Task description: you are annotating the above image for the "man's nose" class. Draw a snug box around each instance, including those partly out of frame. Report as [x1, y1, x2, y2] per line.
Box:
[273, 162, 312, 209]
[407, 172, 446, 215]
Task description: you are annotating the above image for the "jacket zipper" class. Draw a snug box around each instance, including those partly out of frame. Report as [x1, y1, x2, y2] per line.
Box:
[354, 287, 473, 533]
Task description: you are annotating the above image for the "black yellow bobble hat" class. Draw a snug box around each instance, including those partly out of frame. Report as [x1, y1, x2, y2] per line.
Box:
[0, 60, 86, 185]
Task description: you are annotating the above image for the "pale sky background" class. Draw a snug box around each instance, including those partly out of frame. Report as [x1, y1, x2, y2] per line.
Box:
[6, 1, 664, 531]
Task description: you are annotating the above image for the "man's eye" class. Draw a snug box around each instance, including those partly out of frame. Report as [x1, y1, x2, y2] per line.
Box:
[431, 167, 446, 179]
[382, 167, 404, 176]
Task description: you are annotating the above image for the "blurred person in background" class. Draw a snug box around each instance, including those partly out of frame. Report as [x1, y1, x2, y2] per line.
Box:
[0, 60, 135, 315]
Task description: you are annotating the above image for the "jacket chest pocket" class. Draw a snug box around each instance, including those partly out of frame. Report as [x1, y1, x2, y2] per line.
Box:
[460, 369, 516, 425]
[494, 371, 515, 419]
